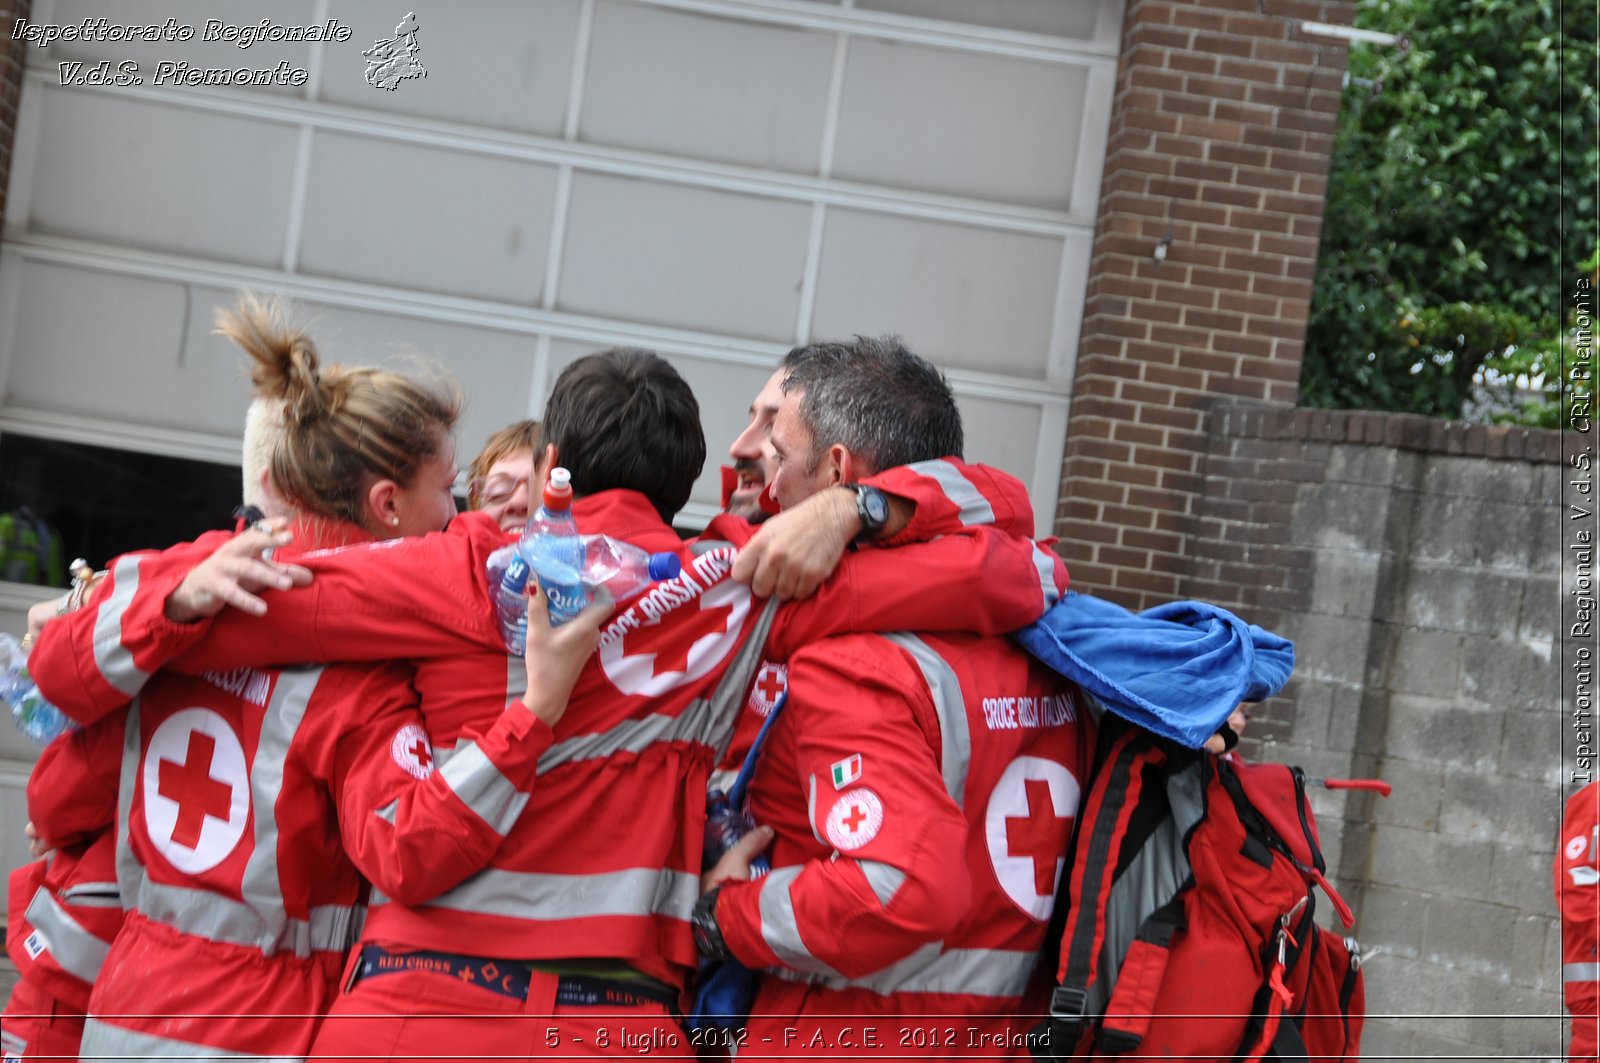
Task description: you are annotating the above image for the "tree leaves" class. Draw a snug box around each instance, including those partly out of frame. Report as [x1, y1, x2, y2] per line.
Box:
[1301, 0, 1598, 422]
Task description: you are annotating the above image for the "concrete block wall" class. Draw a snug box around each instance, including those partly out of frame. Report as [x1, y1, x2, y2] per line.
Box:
[1189, 403, 1571, 1058]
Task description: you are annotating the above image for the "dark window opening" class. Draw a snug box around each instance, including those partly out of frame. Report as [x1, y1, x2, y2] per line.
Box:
[0, 435, 242, 588]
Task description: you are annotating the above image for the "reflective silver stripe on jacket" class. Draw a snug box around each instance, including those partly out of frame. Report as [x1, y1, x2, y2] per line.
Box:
[61, 880, 122, 907]
[882, 633, 971, 806]
[527, 597, 775, 775]
[1, 1029, 28, 1056]
[772, 945, 1040, 999]
[1567, 962, 1600, 983]
[906, 460, 995, 526]
[436, 738, 529, 836]
[859, 860, 905, 908]
[1031, 542, 1061, 609]
[23, 886, 111, 982]
[94, 554, 152, 697]
[80, 1018, 307, 1062]
[755, 865, 845, 979]
[379, 866, 700, 922]
[119, 669, 359, 957]
[133, 878, 358, 956]
[375, 593, 777, 925]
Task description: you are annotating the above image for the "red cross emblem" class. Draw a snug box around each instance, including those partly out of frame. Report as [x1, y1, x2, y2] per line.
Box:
[142, 708, 250, 875]
[621, 599, 735, 677]
[157, 731, 234, 850]
[747, 662, 787, 716]
[1005, 777, 1071, 896]
[391, 724, 435, 779]
[599, 575, 751, 696]
[985, 757, 1080, 920]
[824, 788, 883, 851]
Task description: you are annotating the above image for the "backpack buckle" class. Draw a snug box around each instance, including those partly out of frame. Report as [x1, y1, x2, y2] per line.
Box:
[1049, 985, 1090, 1023]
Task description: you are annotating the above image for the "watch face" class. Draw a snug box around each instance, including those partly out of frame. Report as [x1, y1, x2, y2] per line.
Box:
[861, 487, 889, 526]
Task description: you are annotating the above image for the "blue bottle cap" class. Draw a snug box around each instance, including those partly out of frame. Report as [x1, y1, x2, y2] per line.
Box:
[648, 552, 681, 581]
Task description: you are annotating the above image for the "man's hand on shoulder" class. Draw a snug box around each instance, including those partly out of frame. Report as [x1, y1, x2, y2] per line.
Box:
[731, 486, 912, 600]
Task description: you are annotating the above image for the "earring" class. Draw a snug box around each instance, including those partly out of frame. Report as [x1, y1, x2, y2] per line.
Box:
[390, 516, 400, 526]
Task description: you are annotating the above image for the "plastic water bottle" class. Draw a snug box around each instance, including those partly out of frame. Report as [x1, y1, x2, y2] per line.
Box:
[705, 788, 770, 879]
[493, 470, 682, 653]
[526, 468, 585, 621]
[578, 534, 681, 600]
[0, 633, 75, 746]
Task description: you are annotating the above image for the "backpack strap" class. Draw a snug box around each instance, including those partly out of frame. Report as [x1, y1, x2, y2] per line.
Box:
[728, 689, 787, 809]
[1097, 895, 1184, 1053]
[1038, 722, 1166, 1048]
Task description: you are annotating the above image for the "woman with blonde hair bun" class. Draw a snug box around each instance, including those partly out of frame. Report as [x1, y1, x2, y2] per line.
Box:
[21, 296, 609, 1062]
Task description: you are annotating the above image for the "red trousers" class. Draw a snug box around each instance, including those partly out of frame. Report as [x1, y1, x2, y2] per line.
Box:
[1, 977, 87, 1061]
[308, 957, 694, 1061]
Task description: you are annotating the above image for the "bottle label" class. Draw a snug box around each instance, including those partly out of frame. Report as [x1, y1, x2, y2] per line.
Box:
[545, 582, 586, 619]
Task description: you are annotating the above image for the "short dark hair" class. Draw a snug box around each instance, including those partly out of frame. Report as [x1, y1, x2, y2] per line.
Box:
[541, 348, 705, 521]
[779, 335, 962, 474]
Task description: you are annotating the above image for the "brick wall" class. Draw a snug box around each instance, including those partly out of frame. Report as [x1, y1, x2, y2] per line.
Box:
[1058, 0, 1354, 609]
[0, 0, 28, 226]
[1196, 401, 1569, 1058]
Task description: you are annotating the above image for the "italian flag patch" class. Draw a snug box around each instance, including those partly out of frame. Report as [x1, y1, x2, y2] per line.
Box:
[831, 754, 862, 789]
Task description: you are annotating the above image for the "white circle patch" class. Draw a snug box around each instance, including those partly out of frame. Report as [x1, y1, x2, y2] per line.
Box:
[985, 756, 1081, 921]
[391, 724, 435, 779]
[1569, 833, 1589, 861]
[600, 575, 750, 696]
[747, 662, 788, 718]
[825, 789, 884, 851]
[142, 708, 250, 875]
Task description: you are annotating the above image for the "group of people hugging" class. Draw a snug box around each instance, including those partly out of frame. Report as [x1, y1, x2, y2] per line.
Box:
[1, 295, 1242, 1062]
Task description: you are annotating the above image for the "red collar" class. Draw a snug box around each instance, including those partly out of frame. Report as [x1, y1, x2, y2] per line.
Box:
[570, 490, 682, 551]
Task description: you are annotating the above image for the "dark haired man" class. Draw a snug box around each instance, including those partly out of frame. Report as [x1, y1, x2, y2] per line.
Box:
[30, 344, 1065, 1059]
[694, 336, 1095, 1057]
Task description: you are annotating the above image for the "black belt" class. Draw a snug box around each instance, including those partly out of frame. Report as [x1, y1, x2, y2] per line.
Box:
[351, 944, 680, 1010]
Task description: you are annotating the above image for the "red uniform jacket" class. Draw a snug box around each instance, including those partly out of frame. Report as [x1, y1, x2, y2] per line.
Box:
[5, 831, 120, 1013]
[1561, 780, 1600, 1063]
[717, 631, 1095, 1057]
[29, 461, 1065, 991]
[25, 519, 567, 1061]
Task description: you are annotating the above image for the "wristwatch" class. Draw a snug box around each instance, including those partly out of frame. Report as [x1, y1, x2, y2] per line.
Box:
[845, 483, 890, 542]
[691, 886, 729, 961]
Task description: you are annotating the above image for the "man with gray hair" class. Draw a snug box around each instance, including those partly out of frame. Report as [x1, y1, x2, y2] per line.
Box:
[693, 335, 1096, 1057]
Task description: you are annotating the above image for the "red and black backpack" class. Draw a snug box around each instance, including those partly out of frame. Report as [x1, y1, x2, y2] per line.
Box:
[1030, 718, 1382, 1062]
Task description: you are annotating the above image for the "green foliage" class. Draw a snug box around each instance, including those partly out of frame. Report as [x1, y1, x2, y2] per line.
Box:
[1301, 0, 1598, 422]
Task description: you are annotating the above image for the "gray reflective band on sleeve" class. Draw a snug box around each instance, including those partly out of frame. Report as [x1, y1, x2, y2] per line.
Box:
[239, 668, 322, 957]
[94, 554, 153, 697]
[883, 633, 971, 805]
[416, 865, 700, 922]
[115, 702, 144, 905]
[60, 881, 122, 907]
[1567, 962, 1600, 983]
[23, 887, 111, 982]
[1032, 543, 1060, 609]
[756, 865, 845, 979]
[80, 1019, 308, 1061]
[906, 460, 995, 527]
[0, 1029, 27, 1056]
[439, 738, 530, 836]
[857, 859, 906, 908]
[772, 944, 1039, 999]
